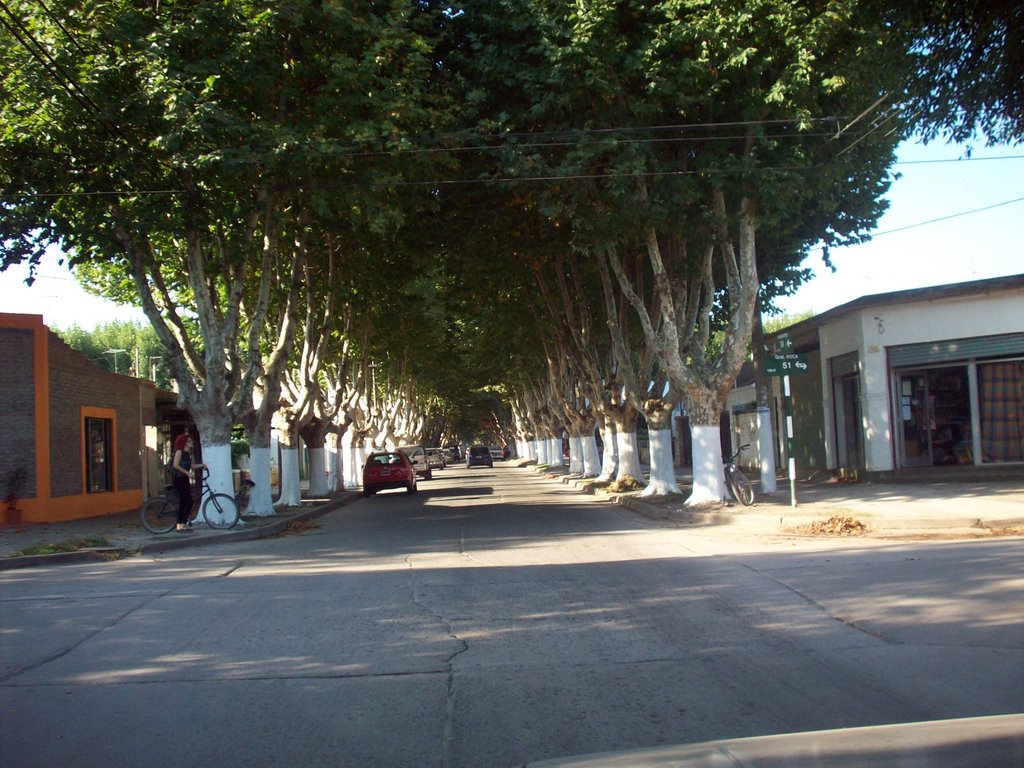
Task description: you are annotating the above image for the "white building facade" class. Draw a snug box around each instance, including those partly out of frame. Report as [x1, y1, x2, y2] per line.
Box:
[769, 275, 1024, 475]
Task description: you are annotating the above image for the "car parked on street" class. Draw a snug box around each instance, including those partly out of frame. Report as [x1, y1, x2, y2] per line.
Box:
[398, 444, 432, 480]
[467, 444, 493, 468]
[426, 448, 447, 470]
[362, 451, 417, 496]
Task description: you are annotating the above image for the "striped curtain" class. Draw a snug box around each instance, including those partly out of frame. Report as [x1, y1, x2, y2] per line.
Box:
[980, 362, 1024, 462]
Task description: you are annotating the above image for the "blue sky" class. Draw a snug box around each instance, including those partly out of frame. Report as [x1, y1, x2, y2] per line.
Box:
[773, 139, 1024, 317]
[2, 137, 1022, 330]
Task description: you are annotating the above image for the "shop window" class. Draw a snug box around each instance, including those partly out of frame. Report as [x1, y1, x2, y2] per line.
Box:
[980, 361, 1024, 463]
[86, 416, 113, 493]
[898, 367, 971, 467]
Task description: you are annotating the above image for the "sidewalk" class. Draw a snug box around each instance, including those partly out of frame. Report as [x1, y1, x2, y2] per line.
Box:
[525, 461, 1024, 537]
[0, 491, 360, 570]
[3, 466, 1023, 570]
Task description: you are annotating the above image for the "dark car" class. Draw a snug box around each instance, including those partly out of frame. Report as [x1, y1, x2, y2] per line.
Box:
[466, 444, 493, 468]
[362, 451, 417, 496]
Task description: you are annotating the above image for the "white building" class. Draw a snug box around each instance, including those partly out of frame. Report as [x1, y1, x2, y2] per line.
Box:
[765, 275, 1024, 476]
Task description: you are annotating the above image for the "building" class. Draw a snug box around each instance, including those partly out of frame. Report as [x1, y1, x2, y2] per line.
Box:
[764, 275, 1024, 476]
[1, 313, 187, 524]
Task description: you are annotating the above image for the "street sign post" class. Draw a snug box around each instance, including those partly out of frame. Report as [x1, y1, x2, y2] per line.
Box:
[764, 354, 809, 376]
[769, 337, 801, 506]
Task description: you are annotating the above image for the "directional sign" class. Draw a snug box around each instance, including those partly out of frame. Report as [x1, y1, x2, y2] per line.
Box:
[775, 333, 794, 354]
[764, 354, 809, 376]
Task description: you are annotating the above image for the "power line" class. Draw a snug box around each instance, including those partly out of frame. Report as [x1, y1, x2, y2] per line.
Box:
[894, 155, 1024, 165]
[870, 196, 1024, 238]
[6, 152, 1023, 200]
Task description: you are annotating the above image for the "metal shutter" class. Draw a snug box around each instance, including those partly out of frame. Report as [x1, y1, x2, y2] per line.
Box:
[888, 333, 1024, 368]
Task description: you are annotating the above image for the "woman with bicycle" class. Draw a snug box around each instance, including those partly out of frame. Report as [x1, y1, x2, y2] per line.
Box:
[170, 434, 204, 532]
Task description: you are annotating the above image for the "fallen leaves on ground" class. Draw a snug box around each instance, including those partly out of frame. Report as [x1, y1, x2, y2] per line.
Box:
[796, 516, 869, 536]
[13, 537, 111, 556]
[608, 476, 645, 493]
[286, 519, 320, 533]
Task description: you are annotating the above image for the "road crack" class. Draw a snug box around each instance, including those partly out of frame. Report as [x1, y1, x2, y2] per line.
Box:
[407, 556, 469, 768]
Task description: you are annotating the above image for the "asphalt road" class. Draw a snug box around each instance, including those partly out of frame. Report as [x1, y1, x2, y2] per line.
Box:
[1, 464, 1021, 768]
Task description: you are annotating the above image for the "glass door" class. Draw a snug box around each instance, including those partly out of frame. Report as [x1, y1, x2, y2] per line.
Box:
[899, 373, 929, 467]
[898, 367, 972, 467]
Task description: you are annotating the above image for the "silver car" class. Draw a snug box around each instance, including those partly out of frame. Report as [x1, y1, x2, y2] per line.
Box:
[398, 444, 432, 480]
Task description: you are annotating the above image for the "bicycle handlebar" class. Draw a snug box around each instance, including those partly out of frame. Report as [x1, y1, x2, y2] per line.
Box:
[726, 444, 751, 462]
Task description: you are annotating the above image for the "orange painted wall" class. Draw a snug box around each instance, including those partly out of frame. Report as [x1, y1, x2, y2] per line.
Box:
[1, 313, 145, 524]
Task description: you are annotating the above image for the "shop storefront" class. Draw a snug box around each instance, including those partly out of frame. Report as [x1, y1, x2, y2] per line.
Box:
[891, 334, 1024, 466]
[767, 274, 1024, 476]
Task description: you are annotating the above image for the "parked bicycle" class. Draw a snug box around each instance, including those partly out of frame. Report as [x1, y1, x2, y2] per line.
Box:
[140, 467, 254, 533]
[724, 444, 755, 506]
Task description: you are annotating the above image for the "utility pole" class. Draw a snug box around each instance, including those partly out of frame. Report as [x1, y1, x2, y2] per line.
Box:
[104, 348, 128, 374]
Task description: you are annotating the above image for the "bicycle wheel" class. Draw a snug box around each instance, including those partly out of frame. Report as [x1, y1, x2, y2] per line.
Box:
[727, 467, 755, 506]
[202, 492, 240, 529]
[140, 496, 177, 534]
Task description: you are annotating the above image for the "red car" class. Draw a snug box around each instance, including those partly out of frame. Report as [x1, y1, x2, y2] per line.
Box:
[362, 451, 418, 497]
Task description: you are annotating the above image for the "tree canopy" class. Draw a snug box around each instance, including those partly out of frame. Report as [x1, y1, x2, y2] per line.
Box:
[3, 0, 1018, 479]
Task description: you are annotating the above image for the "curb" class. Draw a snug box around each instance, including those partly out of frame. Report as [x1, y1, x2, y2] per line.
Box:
[0, 492, 360, 571]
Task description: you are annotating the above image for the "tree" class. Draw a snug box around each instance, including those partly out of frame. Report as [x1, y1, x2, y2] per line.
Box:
[875, 0, 1024, 145]
[2, 1, 457, 504]
[450, 0, 906, 502]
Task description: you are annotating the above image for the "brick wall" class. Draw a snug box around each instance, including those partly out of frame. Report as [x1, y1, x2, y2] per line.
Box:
[47, 333, 143, 498]
[0, 327, 37, 498]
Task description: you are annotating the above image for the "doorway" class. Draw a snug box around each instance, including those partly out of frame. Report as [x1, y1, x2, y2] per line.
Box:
[834, 374, 863, 468]
[898, 367, 971, 467]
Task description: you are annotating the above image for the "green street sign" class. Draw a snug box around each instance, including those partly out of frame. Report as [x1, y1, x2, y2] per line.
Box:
[775, 333, 794, 353]
[765, 354, 810, 376]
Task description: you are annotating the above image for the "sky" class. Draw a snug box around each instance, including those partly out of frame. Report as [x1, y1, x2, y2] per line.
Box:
[1, 137, 1022, 330]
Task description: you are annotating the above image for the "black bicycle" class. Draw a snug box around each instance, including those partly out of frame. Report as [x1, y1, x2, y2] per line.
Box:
[140, 467, 252, 533]
[724, 444, 755, 506]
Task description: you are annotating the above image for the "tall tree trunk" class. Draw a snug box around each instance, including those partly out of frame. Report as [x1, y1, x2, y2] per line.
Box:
[598, 415, 618, 482]
[640, 405, 682, 496]
[582, 426, 602, 477]
[276, 415, 303, 507]
[300, 418, 331, 498]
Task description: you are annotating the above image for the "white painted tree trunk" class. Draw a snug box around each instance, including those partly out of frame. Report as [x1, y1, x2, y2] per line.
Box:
[198, 443, 237, 526]
[324, 434, 340, 493]
[687, 424, 727, 505]
[535, 438, 548, 465]
[278, 446, 302, 506]
[582, 433, 601, 477]
[307, 446, 328, 498]
[524, 439, 536, 462]
[547, 437, 563, 467]
[598, 421, 617, 481]
[639, 427, 681, 496]
[246, 446, 276, 517]
[340, 430, 357, 489]
[757, 406, 777, 494]
[569, 436, 584, 473]
[615, 429, 645, 483]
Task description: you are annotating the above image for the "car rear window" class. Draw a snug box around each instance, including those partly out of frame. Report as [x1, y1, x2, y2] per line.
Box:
[368, 453, 403, 466]
[469, 446, 488, 456]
